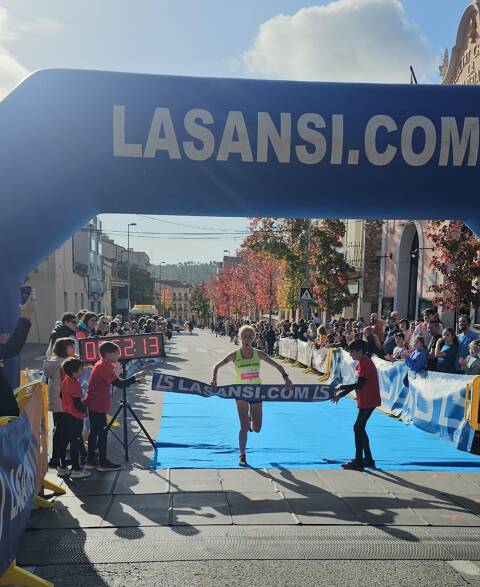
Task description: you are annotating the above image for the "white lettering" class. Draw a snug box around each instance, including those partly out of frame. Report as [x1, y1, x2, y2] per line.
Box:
[267, 387, 280, 400]
[257, 112, 291, 163]
[296, 113, 327, 164]
[242, 386, 254, 399]
[294, 387, 309, 400]
[162, 375, 174, 390]
[401, 116, 436, 167]
[144, 107, 181, 159]
[439, 117, 479, 166]
[183, 109, 215, 161]
[113, 105, 142, 158]
[217, 111, 253, 162]
[365, 115, 398, 166]
[280, 387, 294, 400]
[331, 114, 344, 164]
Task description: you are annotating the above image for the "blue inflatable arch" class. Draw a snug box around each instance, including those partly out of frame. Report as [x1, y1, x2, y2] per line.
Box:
[1, 68, 480, 335]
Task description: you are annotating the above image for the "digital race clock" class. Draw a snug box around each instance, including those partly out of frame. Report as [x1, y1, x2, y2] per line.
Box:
[78, 333, 165, 363]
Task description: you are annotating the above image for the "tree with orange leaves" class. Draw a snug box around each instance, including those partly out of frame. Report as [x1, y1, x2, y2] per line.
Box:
[426, 220, 480, 312]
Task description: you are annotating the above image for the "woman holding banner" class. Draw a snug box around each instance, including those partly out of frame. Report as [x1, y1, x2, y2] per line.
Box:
[211, 324, 293, 466]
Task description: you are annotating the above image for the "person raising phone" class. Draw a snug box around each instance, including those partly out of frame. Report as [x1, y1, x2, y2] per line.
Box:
[0, 294, 33, 417]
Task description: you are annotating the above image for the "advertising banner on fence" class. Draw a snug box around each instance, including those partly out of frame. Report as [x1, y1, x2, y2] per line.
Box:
[0, 384, 45, 576]
[312, 347, 329, 374]
[152, 373, 333, 402]
[407, 371, 475, 451]
[334, 350, 475, 452]
[297, 341, 314, 368]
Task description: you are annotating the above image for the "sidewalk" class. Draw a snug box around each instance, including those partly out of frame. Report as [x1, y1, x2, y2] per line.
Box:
[20, 467, 480, 564]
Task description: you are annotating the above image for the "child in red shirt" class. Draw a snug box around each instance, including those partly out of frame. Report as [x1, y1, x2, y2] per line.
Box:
[58, 357, 90, 479]
[332, 339, 381, 471]
[85, 341, 145, 472]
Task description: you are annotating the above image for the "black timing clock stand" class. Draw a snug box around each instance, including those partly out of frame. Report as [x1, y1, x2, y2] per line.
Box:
[105, 358, 159, 464]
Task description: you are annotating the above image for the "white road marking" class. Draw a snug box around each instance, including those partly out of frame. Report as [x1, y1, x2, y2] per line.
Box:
[449, 561, 480, 576]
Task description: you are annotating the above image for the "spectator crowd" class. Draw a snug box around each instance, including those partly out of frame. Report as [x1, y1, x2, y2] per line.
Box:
[211, 309, 480, 376]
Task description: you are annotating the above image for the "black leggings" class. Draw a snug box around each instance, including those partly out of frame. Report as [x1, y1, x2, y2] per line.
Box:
[60, 413, 84, 470]
[88, 412, 108, 464]
[353, 408, 375, 462]
[52, 412, 65, 461]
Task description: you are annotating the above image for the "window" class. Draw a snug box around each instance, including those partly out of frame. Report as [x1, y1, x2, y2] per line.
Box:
[74, 292, 78, 311]
[81, 293, 85, 308]
[64, 292, 68, 312]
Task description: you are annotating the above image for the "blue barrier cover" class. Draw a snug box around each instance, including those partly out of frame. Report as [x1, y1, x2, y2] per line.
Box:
[334, 350, 475, 452]
[0, 413, 37, 576]
[151, 373, 333, 402]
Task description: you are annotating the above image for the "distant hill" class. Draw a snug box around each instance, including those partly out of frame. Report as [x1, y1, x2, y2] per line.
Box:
[150, 261, 218, 284]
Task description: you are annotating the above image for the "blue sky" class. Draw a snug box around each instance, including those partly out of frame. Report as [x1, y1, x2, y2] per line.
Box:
[0, 0, 471, 263]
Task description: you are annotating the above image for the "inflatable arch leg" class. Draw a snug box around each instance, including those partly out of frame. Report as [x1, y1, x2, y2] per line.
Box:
[0, 560, 53, 587]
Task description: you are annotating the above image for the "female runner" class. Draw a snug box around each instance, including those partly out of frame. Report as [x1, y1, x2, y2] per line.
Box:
[210, 324, 293, 466]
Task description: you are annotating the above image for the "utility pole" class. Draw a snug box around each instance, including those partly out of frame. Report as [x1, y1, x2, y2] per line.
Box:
[302, 219, 311, 320]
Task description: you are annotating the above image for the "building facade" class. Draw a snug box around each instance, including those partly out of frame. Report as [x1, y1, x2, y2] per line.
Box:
[25, 236, 89, 344]
[377, 2, 479, 325]
[154, 280, 193, 322]
[341, 220, 382, 321]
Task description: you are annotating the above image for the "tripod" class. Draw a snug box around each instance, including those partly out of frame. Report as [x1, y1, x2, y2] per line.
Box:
[105, 359, 158, 463]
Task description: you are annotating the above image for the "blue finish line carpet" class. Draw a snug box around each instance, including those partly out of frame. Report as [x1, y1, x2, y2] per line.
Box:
[153, 392, 480, 471]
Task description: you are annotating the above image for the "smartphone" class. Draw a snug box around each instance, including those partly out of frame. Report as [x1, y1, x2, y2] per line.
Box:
[20, 285, 32, 304]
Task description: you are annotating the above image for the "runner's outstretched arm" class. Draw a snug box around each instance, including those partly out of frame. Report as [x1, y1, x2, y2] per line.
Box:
[210, 352, 236, 389]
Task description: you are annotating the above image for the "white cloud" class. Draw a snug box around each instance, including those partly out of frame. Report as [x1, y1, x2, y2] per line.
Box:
[243, 0, 438, 84]
[0, 7, 29, 100]
[16, 16, 65, 34]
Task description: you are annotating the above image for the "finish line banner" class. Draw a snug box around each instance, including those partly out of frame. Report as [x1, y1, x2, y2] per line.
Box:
[151, 373, 333, 402]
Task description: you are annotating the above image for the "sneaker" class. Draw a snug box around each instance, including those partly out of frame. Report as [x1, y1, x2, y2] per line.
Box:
[341, 460, 364, 471]
[70, 469, 92, 479]
[363, 458, 376, 469]
[96, 460, 122, 472]
[238, 454, 247, 467]
[83, 459, 98, 470]
[57, 466, 71, 478]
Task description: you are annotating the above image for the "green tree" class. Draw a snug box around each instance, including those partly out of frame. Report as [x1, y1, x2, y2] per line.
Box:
[309, 220, 355, 321]
[243, 218, 354, 319]
[117, 262, 154, 305]
[190, 284, 211, 323]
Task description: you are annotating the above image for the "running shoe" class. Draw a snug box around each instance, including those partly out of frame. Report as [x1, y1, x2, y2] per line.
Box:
[363, 459, 376, 469]
[57, 466, 71, 477]
[341, 460, 364, 471]
[83, 459, 98, 470]
[238, 454, 247, 467]
[70, 469, 92, 479]
[97, 460, 122, 472]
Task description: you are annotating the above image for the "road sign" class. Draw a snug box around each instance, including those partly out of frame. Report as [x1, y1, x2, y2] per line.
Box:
[300, 287, 313, 302]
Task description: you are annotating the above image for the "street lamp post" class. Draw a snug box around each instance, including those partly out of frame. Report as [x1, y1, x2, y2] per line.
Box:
[127, 222, 137, 315]
[158, 261, 166, 315]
